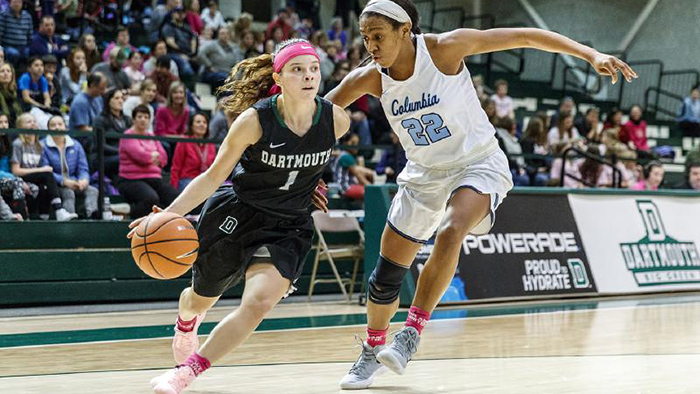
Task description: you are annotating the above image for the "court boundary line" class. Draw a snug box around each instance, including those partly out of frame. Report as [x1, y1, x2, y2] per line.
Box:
[2, 298, 698, 350]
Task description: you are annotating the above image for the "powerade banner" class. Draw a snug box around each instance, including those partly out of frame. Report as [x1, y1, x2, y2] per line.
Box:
[456, 194, 597, 299]
[569, 195, 700, 293]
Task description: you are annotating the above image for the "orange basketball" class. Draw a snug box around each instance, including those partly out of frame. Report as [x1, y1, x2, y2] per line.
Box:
[130, 212, 199, 279]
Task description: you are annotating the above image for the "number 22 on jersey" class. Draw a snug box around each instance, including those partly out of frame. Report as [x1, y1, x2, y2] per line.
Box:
[401, 112, 452, 146]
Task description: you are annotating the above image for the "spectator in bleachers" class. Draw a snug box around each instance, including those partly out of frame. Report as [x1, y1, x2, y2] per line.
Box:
[600, 144, 638, 188]
[155, 81, 190, 137]
[170, 112, 215, 191]
[91, 47, 131, 91]
[481, 97, 498, 126]
[153, 57, 179, 103]
[101, 26, 137, 62]
[0, 62, 23, 126]
[143, 40, 180, 78]
[0, 0, 33, 65]
[495, 117, 529, 186]
[576, 145, 606, 188]
[0, 114, 27, 220]
[577, 107, 602, 144]
[347, 45, 363, 70]
[471, 75, 490, 103]
[42, 55, 62, 110]
[59, 48, 88, 105]
[11, 113, 76, 220]
[631, 161, 664, 191]
[209, 105, 228, 142]
[620, 105, 648, 152]
[321, 60, 349, 96]
[161, 6, 197, 76]
[201, 0, 226, 31]
[332, 133, 374, 199]
[327, 16, 347, 49]
[603, 107, 623, 131]
[18, 56, 51, 112]
[549, 142, 581, 188]
[95, 88, 132, 179]
[534, 110, 551, 132]
[69, 72, 107, 132]
[124, 51, 146, 87]
[520, 117, 550, 186]
[547, 113, 581, 146]
[232, 12, 253, 42]
[265, 8, 293, 42]
[0, 46, 4, 63]
[238, 30, 261, 59]
[295, 17, 315, 40]
[150, 0, 182, 43]
[28, 15, 68, 61]
[675, 162, 700, 190]
[374, 132, 406, 184]
[490, 79, 515, 121]
[199, 25, 215, 48]
[678, 84, 700, 137]
[550, 96, 578, 127]
[78, 33, 102, 71]
[42, 115, 98, 218]
[185, 0, 204, 36]
[123, 79, 157, 130]
[118, 104, 178, 218]
[198, 27, 242, 90]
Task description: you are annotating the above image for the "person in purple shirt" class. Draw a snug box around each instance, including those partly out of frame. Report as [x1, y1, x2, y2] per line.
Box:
[29, 15, 69, 61]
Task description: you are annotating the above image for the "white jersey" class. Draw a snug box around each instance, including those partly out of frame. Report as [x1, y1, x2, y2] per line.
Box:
[378, 34, 499, 169]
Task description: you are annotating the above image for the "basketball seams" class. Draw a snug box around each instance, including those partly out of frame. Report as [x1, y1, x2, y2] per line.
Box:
[130, 238, 199, 248]
[139, 250, 197, 267]
[136, 215, 185, 237]
[141, 214, 165, 279]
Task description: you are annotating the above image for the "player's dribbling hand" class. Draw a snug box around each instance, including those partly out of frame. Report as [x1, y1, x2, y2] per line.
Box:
[127, 206, 164, 239]
[592, 52, 638, 84]
[311, 179, 329, 213]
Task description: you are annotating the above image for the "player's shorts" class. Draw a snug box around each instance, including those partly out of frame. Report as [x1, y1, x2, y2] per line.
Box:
[191, 185, 314, 298]
[387, 149, 513, 243]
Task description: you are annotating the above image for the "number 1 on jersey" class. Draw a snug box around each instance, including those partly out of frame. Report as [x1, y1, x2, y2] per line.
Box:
[279, 170, 299, 191]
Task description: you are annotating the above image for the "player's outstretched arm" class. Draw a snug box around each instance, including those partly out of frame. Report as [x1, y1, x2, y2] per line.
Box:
[325, 64, 382, 109]
[332, 104, 351, 139]
[438, 28, 638, 84]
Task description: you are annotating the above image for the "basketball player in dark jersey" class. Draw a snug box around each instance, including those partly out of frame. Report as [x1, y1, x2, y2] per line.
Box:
[128, 39, 351, 393]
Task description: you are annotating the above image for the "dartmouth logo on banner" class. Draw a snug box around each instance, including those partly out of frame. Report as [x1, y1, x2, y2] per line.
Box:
[620, 200, 700, 286]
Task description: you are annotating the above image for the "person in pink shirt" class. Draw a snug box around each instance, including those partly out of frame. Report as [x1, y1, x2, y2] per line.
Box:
[620, 105, 648, 152]
[631, 160, 664, 191]
[170, 112, 216, 191]
[118, 104, 179, 218]
[185, 0, 205, 35]
[154, 81, 190, 137]
[101, 27, 137, 62]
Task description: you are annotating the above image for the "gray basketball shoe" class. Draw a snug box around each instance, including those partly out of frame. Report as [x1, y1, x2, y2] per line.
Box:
[376, 326, 421, 375]
[340, 339, 387, 389]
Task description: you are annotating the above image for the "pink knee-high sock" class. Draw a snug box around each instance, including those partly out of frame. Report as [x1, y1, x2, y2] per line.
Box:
[405, 306, 430, 335]
[183, 353, 210, 376]
[176, 315, 197, 332]
[366, 327, 388, 347]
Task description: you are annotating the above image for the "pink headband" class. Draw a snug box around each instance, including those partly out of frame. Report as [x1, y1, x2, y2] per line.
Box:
[272, 42, 320, 73]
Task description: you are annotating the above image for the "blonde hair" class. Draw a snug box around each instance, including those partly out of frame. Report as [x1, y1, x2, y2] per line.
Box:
[17, 113, 41, 151]
[0, 62, 17, 93]
[166, 81, 186, 109]
[218, 38, 311, 119]
[140, 78, 156, 94]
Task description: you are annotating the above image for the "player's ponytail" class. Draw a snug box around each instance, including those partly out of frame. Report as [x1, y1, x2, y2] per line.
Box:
[218, 54, 275, 119]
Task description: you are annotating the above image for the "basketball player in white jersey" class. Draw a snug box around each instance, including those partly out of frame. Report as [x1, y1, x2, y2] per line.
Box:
[326, 0, 637, 389]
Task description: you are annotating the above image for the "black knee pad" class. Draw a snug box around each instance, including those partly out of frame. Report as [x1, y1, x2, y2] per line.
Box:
[368, 255, 409, 305]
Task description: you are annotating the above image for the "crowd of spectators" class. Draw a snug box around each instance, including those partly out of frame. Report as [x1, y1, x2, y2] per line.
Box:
[0, 1, 697, 222]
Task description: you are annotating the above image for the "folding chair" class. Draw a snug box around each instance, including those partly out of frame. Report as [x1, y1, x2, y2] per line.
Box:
[308, 210, 364, 302]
